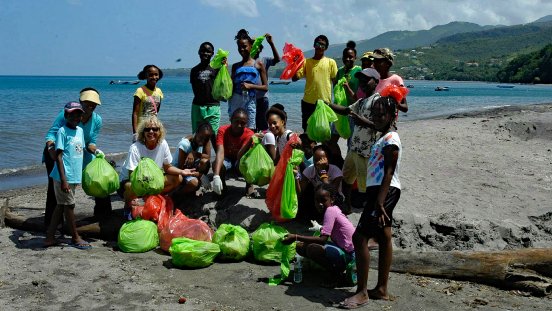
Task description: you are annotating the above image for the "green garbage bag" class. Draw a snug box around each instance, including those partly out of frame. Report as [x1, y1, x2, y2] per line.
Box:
[249, 35, 265, 59]
[212, 65, 233, 101]
[280, 149, 304, 219]
[306, 100, 338, 142]
[239, 136, 274, 186]
[210, 48, 229, 69]
[251, 222, 295, 264]
[334, 77, 352, 139]
[118, 219, 159, 253]
[130, 157, 164, 197]
[169, 237, 220, 268]
[82, 153, 119, 198]
[212, 224, 250, 261]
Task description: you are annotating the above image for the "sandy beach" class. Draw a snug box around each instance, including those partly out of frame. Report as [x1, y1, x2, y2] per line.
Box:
[1, 103, 551, 310]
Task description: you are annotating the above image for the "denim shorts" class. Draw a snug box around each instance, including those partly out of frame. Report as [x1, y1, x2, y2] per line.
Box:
[324, 242, 354, 273]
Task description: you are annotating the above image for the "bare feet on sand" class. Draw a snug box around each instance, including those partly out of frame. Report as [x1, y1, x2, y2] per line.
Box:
[368, 288, 390, 300]
[339, 292, 369, 309]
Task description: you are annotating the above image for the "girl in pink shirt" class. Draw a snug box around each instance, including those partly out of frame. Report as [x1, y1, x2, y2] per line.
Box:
[282, 184, 355, 280]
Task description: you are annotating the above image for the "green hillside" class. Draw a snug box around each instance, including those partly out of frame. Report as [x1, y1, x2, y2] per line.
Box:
[394, 21, 552, 81]
[496, 44, 552, 83]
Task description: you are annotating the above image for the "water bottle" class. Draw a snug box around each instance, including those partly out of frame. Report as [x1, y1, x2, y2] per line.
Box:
[293, 254, 303, 284]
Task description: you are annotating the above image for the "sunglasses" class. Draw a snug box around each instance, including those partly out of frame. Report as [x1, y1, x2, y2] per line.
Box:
[314, 42, 327, 49]
[144, 127, 160, 132]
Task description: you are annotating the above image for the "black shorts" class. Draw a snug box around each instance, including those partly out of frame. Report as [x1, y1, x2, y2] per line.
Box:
[356, 186, 401, 238]
[301, 100, 317, 131]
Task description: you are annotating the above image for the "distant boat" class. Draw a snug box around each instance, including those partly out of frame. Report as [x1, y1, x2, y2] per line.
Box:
[435, 86, 449, 91]
[269, 81, 291, 85]
[406, 84, 414, 88]
[109, 80, 140, 85]
[497, 85, 515, 88]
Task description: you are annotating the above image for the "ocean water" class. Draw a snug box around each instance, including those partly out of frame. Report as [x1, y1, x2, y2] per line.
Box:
[1, 75, 551, 190]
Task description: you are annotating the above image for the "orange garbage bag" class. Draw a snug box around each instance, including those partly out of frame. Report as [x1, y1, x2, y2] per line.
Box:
[141, 194, 165, 222]
[157, 195, 174, 232]
[159, 210, 214, 252]
[265, 133, 300, 221]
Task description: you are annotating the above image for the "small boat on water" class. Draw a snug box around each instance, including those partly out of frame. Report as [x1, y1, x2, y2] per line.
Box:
[269, 81, 291, 85]
[497, 85, 515, 88]
[109, 80, 140, 85]
[406, 84, 414, 88]
[435, 86, 449, 91]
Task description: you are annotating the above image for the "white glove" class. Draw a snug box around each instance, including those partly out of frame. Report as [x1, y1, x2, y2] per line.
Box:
[94, 149, 104, 157]
[308, 220, 322, 232]
[200, 175, 212, 190]
[212, 175, 223, 195]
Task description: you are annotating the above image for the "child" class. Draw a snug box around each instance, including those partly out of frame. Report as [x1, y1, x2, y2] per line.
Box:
[261, 103, 294, 164]
[132, 64, 164, 140]
[172, 122, 213, 196]
[298, 133, 315, 173]
[292, 34, 338, 131]
[372, 48, 408, 125]
[228, 29, 268, 130]
[190, 42, 222, 142]
[296, 144, 343, 222]
[282, 183, 355, 284]
[211, 108, 255, 197]
[327, 68, 380, 211]
[340, 96, 402, 309]
[44, 102, 89, 249]
[253, 33, 280, 131]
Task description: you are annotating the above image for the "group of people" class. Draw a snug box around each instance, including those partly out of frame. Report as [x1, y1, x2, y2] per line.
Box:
[43, 29, 408, 309]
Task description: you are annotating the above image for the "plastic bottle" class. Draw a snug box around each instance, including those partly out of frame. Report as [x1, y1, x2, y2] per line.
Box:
[293, 254, 303, 284]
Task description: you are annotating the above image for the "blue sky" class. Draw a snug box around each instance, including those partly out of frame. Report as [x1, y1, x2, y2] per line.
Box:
[1, 0, 551, 76]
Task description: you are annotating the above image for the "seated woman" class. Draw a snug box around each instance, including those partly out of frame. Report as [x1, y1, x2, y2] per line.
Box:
[211, 108, 255, 197]
[118, 115, 197, 219]
[296, 144, 343, 222]
[261, 104, 295, 165]
[172, 122, 213, 196]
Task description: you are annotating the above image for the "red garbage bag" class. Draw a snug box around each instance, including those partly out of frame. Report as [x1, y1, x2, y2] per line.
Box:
[265, 133, 300, 221]
[141, 195, 165, 221]
[131, 204, 144, 220]
[159, 210, 214, 252]
[157, 195, 174, 232]
[279, 43, 305, 80]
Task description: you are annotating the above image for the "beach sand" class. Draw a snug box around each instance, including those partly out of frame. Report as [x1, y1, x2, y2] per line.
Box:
[1, 103, 551, 310]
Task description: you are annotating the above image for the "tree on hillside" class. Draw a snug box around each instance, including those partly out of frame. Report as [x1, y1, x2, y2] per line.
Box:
[497, 44, 552, 83]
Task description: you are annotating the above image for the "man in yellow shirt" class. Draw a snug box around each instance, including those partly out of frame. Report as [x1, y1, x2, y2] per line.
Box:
[293, 35, 338, 131]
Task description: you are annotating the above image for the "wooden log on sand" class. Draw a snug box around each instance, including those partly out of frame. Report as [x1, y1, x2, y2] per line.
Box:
[388, 249, 552, 296]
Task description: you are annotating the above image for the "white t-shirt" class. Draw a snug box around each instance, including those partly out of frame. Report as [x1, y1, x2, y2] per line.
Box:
[119, 139, 172, 181]
[262, 129, 293, 158]
[366, 132, 401, 189]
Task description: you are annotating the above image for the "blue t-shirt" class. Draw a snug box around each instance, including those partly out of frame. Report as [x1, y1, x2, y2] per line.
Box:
[171, 137, 204, 166]
[45, 110, 103, 166]
[50, 125, 85, 184]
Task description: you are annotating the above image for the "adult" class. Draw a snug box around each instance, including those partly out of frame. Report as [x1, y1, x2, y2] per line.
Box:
[44, 87, 111, 224]
[211, 108, 255, 197]
[118, 116, 196, 219]
[190, 42, 221, 143]
[253, 33, 280, 131]
[292, 34, 338, 131]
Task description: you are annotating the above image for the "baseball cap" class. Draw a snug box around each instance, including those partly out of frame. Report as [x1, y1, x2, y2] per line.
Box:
[79, 89, 101, 105]
[355, 68, 380, 80]
[360, 51, 374, 60]
[64, 101, 84, 113]
[372, 48, 394, 64]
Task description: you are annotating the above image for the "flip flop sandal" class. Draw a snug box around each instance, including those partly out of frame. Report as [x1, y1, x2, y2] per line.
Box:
[338, 300, 369, 309]
[70, 241, 92, 250]
[245, 190, 261, 199]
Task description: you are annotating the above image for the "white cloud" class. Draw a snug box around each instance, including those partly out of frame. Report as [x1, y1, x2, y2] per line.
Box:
[279, 0, 552, 48]
[200, 0, 259, 17]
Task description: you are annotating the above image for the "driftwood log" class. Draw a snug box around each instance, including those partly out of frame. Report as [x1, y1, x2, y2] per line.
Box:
[2, 201, 551, 296]
[382, 249, 552, 296]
